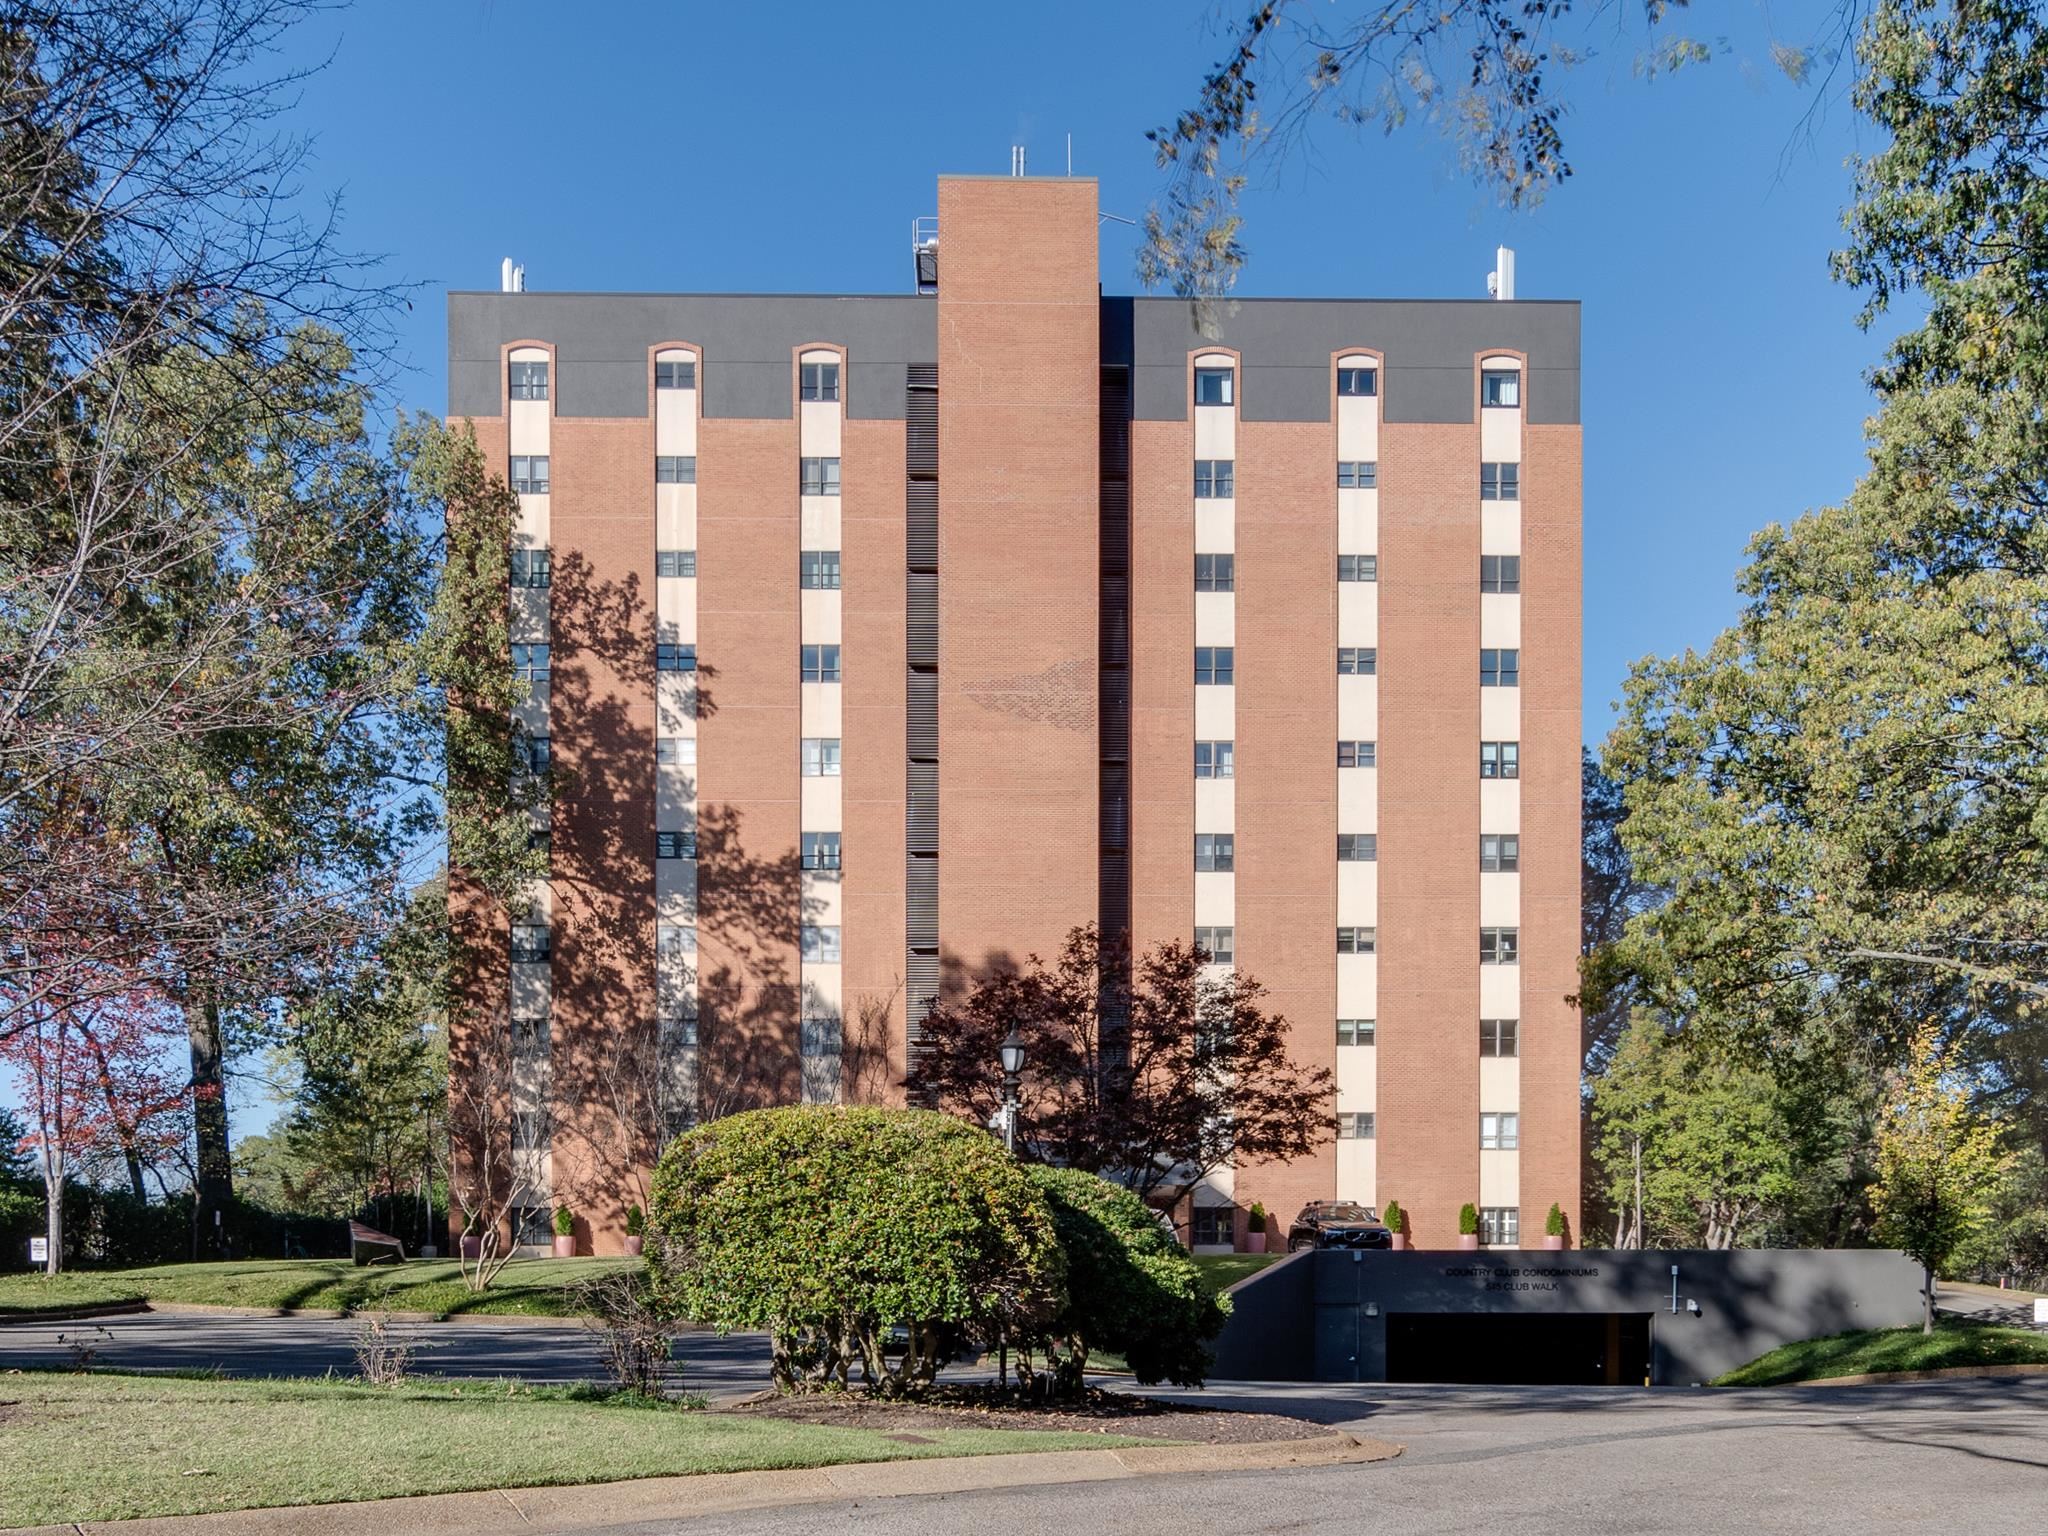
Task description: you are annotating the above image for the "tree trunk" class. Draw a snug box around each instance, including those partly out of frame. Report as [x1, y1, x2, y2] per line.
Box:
[41, 1146, 62, 1276]
[1923, 1262, 1935, 1335]
[187, 995, 233, 1256]
[1632, 1135, 1644, 1249]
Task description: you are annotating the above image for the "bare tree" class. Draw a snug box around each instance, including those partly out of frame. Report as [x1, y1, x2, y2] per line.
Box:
[446, 1017, 524, 1293]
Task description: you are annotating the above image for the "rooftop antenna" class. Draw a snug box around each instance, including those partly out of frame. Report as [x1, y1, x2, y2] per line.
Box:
[1010, 144, 1027, 177]
[500, 257, 525, 294]
[1487, 246, 1515, 301]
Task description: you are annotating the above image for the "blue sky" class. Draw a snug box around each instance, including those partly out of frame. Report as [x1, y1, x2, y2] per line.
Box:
[274, 1, 1888, 744]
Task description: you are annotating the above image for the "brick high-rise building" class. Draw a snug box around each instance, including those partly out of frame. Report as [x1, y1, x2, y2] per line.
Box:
[448, 174, 1581, 1256]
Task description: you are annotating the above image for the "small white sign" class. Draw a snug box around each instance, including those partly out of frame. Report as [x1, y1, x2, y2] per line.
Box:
[27, 1237, 47, 1264]
[2034, 1297, 2048, 1328]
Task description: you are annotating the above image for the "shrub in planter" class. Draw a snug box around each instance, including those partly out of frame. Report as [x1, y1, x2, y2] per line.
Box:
[623, 1203, 646, 1257]
[1245, 1201, 1269, 1254]
[1382, 1199, 1407, 1250]
[1544, 1203, 1568, 1249]
[647, 1105, 1061, 1397]
[552, 1205, 576, 1257]
[1020, 1167, 1228, 1393]
[1458, 1202, 1481, 1248]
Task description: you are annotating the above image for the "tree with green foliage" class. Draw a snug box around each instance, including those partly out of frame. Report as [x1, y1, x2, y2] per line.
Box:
[1020, 1167, 1227, 1393]
[647, 1106, 1062, 1397]
[1590, 1015, 1798, 1249]
[1872, 1024, 2011, 1333]
[1603, 0, 2048, 1181]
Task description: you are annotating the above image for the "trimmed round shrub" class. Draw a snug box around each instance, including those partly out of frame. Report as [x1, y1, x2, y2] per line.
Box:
[647, 1105, 1061, 1396]
[1022, 1166, 1228, 1392]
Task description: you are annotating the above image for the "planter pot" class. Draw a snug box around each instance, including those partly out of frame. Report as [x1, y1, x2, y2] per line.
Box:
[1457, 1234, 1481, 1251]
[1542, 1235, 1566, 1251]
[1390, 1233, 1408, 1251]
[1244, 1231, 1267, 1255]
[623, 1235, 645, 1258]
[459, 1235, 482, 1261]
[552, 1235, 576, 1258]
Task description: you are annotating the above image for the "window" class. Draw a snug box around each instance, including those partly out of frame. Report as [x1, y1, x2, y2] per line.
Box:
[800, 361, 840, 402]
[1338, 740, 1377, 769]
[801, 457, 841, 496]
[1481, 740, 1520, 779]
[657, 643, 698, 673]
[1337, 647, 1377, 676]
[1338, 554, 1378, 582]
[512, 642, 551, 683]
[1480, 927, 1520, 965]
[655, 455, 697, 484]
[1480, 462, 1521, 501]
[1195, 553, 1235, 592]
[1337, 1018, 1376, 1047]
[527, 826, 552, 854]
[802, 832, 842, 871]
[1195, 646, 1234, 685]
[1337, 461, 1378, 489]
[1480, 1112, 1521, 1150]
[1194, 366, 1235, 406]
[1190, 1206, 1235, 1247]
[661, 1013, 700, 1049]
[800, 1016, 842, 1057]
[516, 734, 550, 775]
[1481, 648, 1520, 688]
[1337, 832, 1378, 862]
[656, 737, 697, 766]
[1338, 1112, 1376, 1139]
[1337, 926, 1376, 955]
[1480, 1018, 1520, 1057]
[1195, 833, 1234, 873]
[655, 358, 697, 390]
[510, 455, 550, 494]
[801, 924, 842, 963]
[1480, 1206, 1520, 1244]
[656, 830, 697, 860]
[510, 922, 550, 963]
[1194, 459, 1235, 498]
[1481, 554, 1522, 594]
[800, 550, 841, 589]
[510, 547, 552, 588]
[802, 644, 841, 683]
[509, 360, 549, 401]
[1482, 369, 1521, 408]
[656, 549, 698, 578]
[1194, 926, 1234, 964]
[802, 737, 841, 777]
[1480, 834, 1520, 873]
[510, 1014, 550, 1052]
[1195, 740, 1235, 778]
[657, 923, 697, 959]
[1337, 366, 1379, 397]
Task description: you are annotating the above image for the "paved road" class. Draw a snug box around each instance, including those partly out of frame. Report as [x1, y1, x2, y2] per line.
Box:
[0, 1314, 772, 1395]
[592, 1376, 2048, 1535]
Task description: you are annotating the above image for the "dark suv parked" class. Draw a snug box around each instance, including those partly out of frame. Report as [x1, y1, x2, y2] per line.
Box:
[1287, 1201, 1393, 1252]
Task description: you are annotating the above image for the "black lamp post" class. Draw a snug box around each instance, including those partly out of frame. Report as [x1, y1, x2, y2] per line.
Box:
[998, 1027, 1026, 1155]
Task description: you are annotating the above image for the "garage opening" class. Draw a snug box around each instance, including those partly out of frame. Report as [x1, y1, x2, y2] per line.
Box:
[1386, 1312, 1652, 1385]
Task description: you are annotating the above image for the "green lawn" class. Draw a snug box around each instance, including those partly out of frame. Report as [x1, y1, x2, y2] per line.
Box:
[0, 1371, 1140, 1526]
[1716, 1320, 2048, 1386]
[1192, 1253, 1282, 1296]
[0, 1257, 637, 1320]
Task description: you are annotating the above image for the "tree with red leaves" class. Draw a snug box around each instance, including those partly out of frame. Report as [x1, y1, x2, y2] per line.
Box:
[3, 971, 190, 1276]
[910, 925, 1333, 1209]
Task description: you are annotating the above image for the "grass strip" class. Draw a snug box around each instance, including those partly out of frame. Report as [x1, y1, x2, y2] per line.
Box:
[0, 1369, 1138, 1525]
[1715, 1320, 2048, 1386]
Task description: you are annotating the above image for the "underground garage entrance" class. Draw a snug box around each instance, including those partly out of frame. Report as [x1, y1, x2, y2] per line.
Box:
[1386, 1312, 1652, 1385]
[1209, 1248, 1923, 1385]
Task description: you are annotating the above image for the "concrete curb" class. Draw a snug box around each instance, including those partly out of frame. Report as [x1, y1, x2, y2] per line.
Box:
[30, 1301, 620, 1328]
[0, 1301, 149, 1327]
[1773, 1362, 2048, 1388]
[5, 1431, 1399, 1535]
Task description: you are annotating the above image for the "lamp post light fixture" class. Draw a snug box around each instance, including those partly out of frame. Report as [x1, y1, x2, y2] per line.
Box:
[998, 1027, 1026, 1155]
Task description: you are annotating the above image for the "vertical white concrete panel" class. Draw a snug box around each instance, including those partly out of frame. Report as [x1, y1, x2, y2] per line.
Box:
[800, 588, 842, 645]
[800, 773, 843, 832]
[1479, 1054, 1521, 1113]
[1337, 490, 1378, 555]
[1479, 777, 1520, 832]
[1478, 1149, 1521, 1210]
[1479, 963, 1521, 1019]
[1194, 590, 1236, 646]
[1479, 686, 1520, 741]
[1337, 954, 1377, 1018]
[1193, 775, 1235, 831]
[1193, 869, 1236, 927]
[1480, 503, 1521, 556]
[1194, 683, 1235, 742]
[1338, 581, 1378, 647]
[1193, 499, 1236, 552]
[1338, 763, 1378, 828]
[1337, 860, 1378, 927]
[800, 682, 842, 737]
[1479, 870, 1522, 927]
[1338, 675, 1378, 739]
[1480, 592, 1521, 649]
